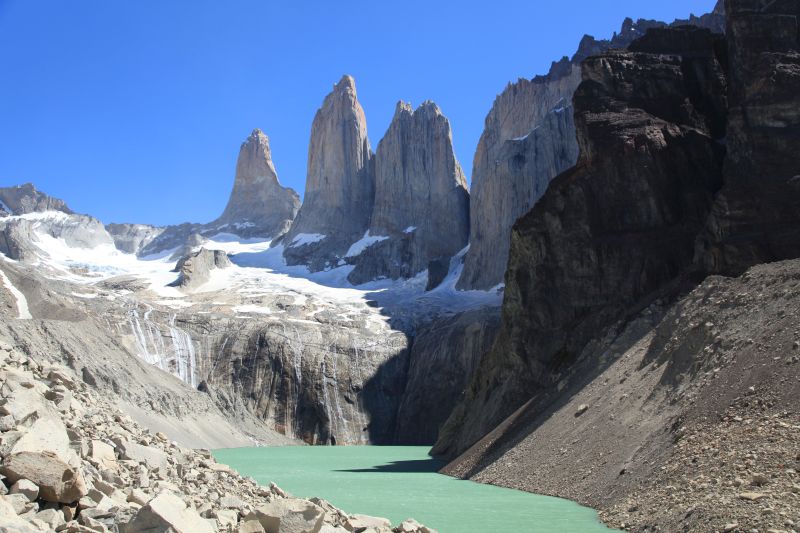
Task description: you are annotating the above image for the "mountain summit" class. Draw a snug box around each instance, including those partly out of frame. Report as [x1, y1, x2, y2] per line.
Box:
[214, 128, 300, 238]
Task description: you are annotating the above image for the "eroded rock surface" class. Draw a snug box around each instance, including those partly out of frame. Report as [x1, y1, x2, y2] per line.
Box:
[436, 24, 728, 458]
[457, 1, 728, 290]
[283, 75, 374, 271]
[213, 128, 300, 240]
[347, 101, 469, 285]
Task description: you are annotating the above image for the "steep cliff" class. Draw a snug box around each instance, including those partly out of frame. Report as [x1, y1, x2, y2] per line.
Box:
[347, 101, 470, 286]
[457, 2, 727, 290]
[283, 75, 374, 271]
[435, 25, 728, 458]
[696, 0, 800, 274]
[213, 128, 300, 239]
[438, 2, 800, 530]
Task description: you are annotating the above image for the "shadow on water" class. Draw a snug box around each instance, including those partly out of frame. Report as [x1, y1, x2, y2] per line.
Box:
[334, 457, 445, 474]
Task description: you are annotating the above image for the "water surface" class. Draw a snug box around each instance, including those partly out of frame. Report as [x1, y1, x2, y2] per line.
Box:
[214, 446, 617, 533]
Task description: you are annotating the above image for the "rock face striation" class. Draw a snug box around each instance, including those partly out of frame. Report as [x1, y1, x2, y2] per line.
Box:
[347, 101, 470, 285]
[437, 2, 800, 529]
[696, 0, 800, 275]
[283, 75, 374, 271]
[213, 128, 300, 239]
[457, 1, 727, 290]
[436, 24, 729, 458]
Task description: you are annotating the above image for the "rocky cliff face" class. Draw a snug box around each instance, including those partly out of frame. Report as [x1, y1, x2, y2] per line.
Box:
[696, 0, 800, 274]
[394, 308, 500, 445]
[435, 25, 728, 458]
[214, 128, 300, 239]
[346, 101, 470, 285]
[0, 183, 73, 216]
[457, 2, 728, 291]
[283, 75, 374, 271]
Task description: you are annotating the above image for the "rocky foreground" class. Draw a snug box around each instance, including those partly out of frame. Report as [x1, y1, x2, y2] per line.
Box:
[0, 343, 434, 533]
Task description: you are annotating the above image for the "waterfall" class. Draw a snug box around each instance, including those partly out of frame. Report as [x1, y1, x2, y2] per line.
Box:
[127, 306, 198, 388]
[169, 314, 198, 388]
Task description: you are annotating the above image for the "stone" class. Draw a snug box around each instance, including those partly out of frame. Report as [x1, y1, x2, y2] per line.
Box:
[10, 479, 39, 501]
[170, 248, 231, 290]
[0, 494, 39, 533]
[35, 507, 67, 529]
[394, 519, 436, 533]
[220, 494, 246, 509]
[750, 473, 769, 486]
[739, 492, 768, 501]
[345, 514, 392, 531]
[284, 75, 374, 271]
[216, 508, 239, 529]
[122, 491, 214, 533]
[113, 439, 168, 471]
[575, 405, 589, 417]
[89, 440, 118, 471]
[127, 488, 150, 507]
[1, 452, 87, 503]
[245, 498, 325, 533]
[3, 493, 31, 514]
[238, 519, 267, 533]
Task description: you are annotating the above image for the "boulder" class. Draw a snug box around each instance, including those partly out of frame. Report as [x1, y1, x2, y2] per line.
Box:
[1, 451, 87, 503]
[113, 439, 168, 471]
[245, 498, 325, 533]
[123, 491, 214, 533]
[89, 440, 118, 470]
[10, 478, 39, 501]
[0, 494, 39, 533]
[345, 514, 392, 531]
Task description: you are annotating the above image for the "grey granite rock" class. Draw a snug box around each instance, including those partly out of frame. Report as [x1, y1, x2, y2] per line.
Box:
[347, 101, 469, 286]
[283, 75, 374, 271]
[213, 128, 300, 240]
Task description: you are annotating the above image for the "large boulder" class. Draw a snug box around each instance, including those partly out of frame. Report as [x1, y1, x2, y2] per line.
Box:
[245, 498, 325, 533]
[1, 451, 86, 503]
[170, 248, 231, 290]
[123, 491, 214, 533]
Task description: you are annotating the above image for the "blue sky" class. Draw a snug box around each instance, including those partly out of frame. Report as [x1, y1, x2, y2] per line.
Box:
[0, 0, 716, 226]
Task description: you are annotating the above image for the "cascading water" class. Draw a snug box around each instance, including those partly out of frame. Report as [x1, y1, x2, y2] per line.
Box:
[128, 306, 198, 388]
[168, 314, 198, 388]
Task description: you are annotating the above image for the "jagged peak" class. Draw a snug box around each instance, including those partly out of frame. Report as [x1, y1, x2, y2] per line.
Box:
[334, 74, 357, 94]
[241, 128, 270, 150]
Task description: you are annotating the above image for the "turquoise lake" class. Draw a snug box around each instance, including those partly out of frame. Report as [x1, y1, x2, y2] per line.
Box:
[213, 446, 617, 533]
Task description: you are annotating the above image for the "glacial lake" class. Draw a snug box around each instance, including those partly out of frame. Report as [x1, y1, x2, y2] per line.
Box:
[213, 446, 617, 533]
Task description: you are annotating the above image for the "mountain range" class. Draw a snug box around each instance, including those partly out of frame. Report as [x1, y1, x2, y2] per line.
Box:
[1, 0, 799, 532]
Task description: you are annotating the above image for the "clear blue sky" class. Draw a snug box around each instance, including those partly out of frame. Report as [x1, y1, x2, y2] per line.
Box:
[0, 0, 716, 226]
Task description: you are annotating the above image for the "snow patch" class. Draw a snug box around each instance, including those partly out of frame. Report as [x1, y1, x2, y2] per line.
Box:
[0, 266, 32, 319]
[289, 233, 326, 247]
[345, 232, 389, 258]
[232, 304, 272, 315]
[403, 226, 417, 234]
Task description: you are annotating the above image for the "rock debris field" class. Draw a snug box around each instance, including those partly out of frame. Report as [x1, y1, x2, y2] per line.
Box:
[0, 341, 435, 533]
